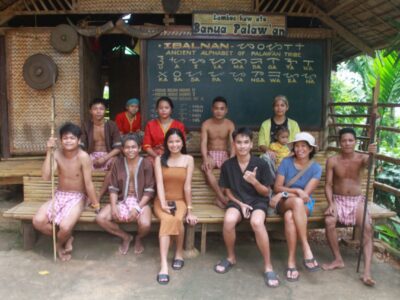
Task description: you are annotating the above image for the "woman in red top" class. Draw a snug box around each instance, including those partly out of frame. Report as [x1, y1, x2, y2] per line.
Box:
[143, 97, 186, 161]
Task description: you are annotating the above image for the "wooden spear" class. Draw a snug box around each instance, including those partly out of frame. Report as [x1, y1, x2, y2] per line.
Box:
[50, 73, 57, 262]
[356, 76, 379, 272]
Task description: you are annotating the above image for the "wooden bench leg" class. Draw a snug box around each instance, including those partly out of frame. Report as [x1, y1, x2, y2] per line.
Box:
[201, 224, 207, 254]
[22, 221, 37, 250]
[184, 224, 199, 258]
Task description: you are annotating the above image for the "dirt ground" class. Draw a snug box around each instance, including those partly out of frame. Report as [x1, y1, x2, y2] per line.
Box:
[0, 188, 399, 300]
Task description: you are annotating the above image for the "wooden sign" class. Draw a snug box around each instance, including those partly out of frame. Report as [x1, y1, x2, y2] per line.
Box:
[192, 12, 286, 37]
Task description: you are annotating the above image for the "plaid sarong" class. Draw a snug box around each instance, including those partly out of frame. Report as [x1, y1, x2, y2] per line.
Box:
[46, 190, 85, 225]
[333, 194, 365, 226]
[90, 151, 112, 171]
[208, 150, 229, 169]
[118, 195, 141, 222]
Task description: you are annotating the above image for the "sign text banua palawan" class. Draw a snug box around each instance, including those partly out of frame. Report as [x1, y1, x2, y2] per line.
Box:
[192, 12, 287, 37]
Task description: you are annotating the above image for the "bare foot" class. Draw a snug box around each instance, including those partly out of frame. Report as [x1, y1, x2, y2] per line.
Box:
[63, 236, 74, 254]
[215, 197, 227, 209]
[119, 235, 133, 255]
[133, 236, 144, 254]
[322, 259, 345, 271]
[360, 275, 376, 287]
[57, 246, 71, 262]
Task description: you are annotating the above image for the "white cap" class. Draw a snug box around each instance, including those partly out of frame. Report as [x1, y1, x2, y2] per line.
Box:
[288, 132, 317, 148]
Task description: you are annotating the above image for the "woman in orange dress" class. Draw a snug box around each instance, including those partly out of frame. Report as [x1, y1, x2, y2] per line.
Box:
[143, 97, 186, 163]
[153, 128, 198, 285]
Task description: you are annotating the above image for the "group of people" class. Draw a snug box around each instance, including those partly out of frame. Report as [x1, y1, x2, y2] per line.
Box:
[32, 94, 376, 287]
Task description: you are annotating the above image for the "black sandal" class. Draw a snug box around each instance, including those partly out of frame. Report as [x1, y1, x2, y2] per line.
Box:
[172, 259, 185, 270]
[214, 258, 234, 274]
[303, 257, 321, 272]
[156, 273, 169, 285]
[264, 271, 280, 288]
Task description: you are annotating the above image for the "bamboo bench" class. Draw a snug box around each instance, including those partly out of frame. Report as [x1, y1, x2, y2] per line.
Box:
[3, 152, 396, 254]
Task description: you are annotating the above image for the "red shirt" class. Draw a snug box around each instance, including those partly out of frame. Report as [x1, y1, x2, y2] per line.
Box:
[115, 111, 141, 135]
[143, 119, 186, 151]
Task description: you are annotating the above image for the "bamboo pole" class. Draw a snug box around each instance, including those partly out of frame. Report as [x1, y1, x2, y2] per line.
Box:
[50, 74, 57, 263]
[356, 76, 379, 273]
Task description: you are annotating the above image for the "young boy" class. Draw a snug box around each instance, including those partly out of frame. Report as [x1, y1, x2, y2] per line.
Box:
[81, 98, 121, 171]
[115, 98, 141, 135]
[96, 134, 155, 255]
[323, 127, 377, 286]
[81, 98, 122, 200]
[268, 127, 291, 169]
[32, 122, 99, 261]
[214, 127, 279, 287]
[201, 96, 235, 208]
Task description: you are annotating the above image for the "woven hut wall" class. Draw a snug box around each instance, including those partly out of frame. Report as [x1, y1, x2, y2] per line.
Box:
[6, 29, 81, 155]
[77, 0, 252, 13]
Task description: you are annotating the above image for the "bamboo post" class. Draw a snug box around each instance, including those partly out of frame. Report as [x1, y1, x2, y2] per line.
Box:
[50, 74, 57, 262]
[356, 76, 379, 272]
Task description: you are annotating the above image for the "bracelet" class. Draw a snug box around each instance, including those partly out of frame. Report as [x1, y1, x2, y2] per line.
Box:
[187, 205, 193, 210]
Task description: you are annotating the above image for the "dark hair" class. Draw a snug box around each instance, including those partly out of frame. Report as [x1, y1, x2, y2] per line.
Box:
[161, 128, 187, 167]
[272, 95, 289, 109]
[292, 142, 316, 159]
[232, 127, 253, 141]
[89, 98, 107, 109]
[121, 133, 142, 148]
[212, 96, 227, 107]
[156, 96, 174, 110]
[339, 127, 357, 140]
[59, 122, 82, 139]
[275, 127, 290, 140]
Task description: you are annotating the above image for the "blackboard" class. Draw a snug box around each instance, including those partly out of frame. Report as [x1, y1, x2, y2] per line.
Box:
[145, 38, 325, 129]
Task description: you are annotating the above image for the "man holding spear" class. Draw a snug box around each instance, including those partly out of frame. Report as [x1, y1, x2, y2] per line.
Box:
[322, 127, 377, 286]
[33, 123, 100, 261]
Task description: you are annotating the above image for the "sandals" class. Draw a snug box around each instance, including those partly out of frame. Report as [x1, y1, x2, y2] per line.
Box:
[285, 267, 300, 282]
[172, 259, 185, 270]
[303, 257, 321, 272]
[214, 258, 234, 274]
[156, 273, 169, 285]
[264, 271, 280, 288]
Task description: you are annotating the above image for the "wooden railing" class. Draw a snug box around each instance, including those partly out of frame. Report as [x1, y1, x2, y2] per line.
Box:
[327, 101, 400, 204]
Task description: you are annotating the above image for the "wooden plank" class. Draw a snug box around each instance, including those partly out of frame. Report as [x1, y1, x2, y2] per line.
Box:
[374, 181, 400, 197]
[329, 113, 370, 118]
[377, 126, 400, 134]
[329, 102, 371, 106]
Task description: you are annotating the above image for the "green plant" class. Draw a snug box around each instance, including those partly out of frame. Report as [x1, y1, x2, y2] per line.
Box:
[374, 222, 400, 249]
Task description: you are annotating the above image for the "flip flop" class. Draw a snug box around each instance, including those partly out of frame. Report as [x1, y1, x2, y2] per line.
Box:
[285, 267, 300, 282]
[264, 271, 280, 288]
[172, 259, 185, 270]
[214, 258, 234, 274]
[303, 257, 321, 272]
[156, 273, 169, 285]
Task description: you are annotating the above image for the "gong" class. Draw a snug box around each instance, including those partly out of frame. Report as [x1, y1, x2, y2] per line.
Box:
[23, 54, 58, 90]
[50, 24, 78, 53]
[162, 0, 180, 14]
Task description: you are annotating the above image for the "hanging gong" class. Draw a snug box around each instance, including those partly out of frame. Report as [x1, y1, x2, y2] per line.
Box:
[23, 54, 58, 90]
[50, 24, 78, 53]
[162, 0, 180, 14]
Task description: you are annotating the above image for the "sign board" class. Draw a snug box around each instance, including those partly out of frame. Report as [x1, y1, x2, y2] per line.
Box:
[192, 12, 286, 37]
[145, 38, 325, 130]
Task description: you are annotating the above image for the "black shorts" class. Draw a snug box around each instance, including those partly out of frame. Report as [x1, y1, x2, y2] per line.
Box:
[226, 200, 269, 219]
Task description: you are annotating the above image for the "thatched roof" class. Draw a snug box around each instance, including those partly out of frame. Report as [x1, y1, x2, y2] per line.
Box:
[0, 0, 399, 63]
